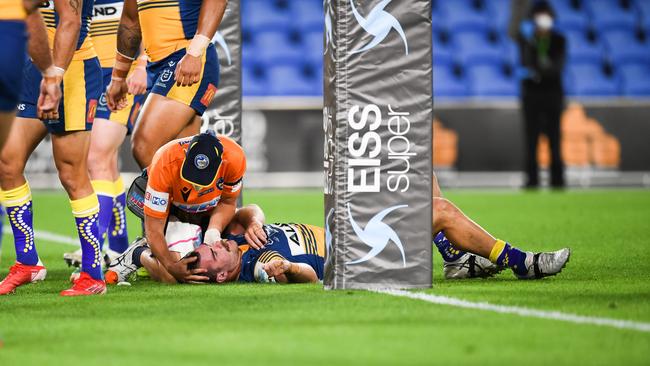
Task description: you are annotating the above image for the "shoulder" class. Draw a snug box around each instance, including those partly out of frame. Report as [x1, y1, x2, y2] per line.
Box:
[218, 135, 244, 156]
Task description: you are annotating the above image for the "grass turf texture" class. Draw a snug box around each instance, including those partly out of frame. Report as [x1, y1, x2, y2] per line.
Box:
[1, 189, 649, 365]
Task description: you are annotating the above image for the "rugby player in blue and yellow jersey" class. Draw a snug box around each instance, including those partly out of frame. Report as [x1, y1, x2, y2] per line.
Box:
[106, 0, 227, 169]
[0, 0, 107, 296]
[0, 0, 61, 150]
[63, 0, 149, 270]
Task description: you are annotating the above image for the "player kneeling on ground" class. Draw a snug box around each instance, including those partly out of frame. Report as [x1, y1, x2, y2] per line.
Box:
[107, 204, 324, 284]
[114, 131, 251, 284]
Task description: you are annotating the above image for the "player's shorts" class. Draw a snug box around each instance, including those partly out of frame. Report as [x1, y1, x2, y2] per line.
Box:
[17, 57, 103, 134]
[0, 21, 27, 112]
[96, 67, 148, 134]
[165, 217, 203, 257]
[147, 43, 219, 116]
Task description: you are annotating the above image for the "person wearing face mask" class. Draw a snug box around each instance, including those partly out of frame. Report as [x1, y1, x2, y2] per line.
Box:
[518, 1, 566, 189]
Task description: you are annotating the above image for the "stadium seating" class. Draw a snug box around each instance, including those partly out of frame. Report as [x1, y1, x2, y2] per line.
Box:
[240, 0, 650, 98]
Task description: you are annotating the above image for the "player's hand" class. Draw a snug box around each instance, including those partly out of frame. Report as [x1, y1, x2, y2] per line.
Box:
[127, 66, 148, 95]
[106, 78, 129, 111]
[263, 260, 291, 278]
[166, 256, 209, 283]
[37, 78, 61, 120]
[244, 220, 267, 250]
[174, 54, 202, 87]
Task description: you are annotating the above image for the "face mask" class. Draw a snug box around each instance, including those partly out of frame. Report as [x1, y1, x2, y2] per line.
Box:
[535, 14, 554, 31]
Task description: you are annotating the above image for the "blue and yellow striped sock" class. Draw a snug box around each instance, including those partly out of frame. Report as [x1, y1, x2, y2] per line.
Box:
[433, 231, 465, 262]
[108, 177, 129, 254]
[70, 194, 103, 280]
[2, 183, 38, 265]
[489, 239, 528, 276]
[91, 180, 115, 251]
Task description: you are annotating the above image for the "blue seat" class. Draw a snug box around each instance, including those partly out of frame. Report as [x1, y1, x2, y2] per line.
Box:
[567, 62, 621, 96]
[433, 32, 455, 66]
[502, 39, 519, 66]
[433, 65, 469, 97]
[618, 61, 650, 96]
[455, 31, 504, 66]
[601, 29, 650, 63]
[548, 0, 589, 32]
[253, 31, 304, 65]
[467, 64, 518, 96]
[564, 29, 605, 63]
[267, 65, 320, 96]
[439, 0, 491, 32]
[243, 0, 292, 31]
[302, 30, 324, 65]
[637, 0, 650, 29]
[587, 0, 638, 30]
[242, 65, 268, 96]
[487, 0, 512, 32]
[290, 0, 323, 31]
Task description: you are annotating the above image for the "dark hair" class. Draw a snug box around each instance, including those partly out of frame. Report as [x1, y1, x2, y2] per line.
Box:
[530, 0, 556, 18]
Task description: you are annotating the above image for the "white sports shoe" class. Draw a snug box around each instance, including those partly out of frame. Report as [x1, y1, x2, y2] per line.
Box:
[443, 253, 504, 279]
[516, 248, 571, 279]
[105, 237, 148, 285]
[64, 248, 115, 269]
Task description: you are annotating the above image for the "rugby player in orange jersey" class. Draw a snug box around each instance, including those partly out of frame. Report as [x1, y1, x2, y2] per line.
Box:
[106, 0, 228, 170]
[136, 131, 264, 283]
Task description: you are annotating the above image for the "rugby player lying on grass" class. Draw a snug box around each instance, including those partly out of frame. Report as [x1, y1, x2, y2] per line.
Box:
[107, 193, 570, 284]
[106, 204, 325, 284]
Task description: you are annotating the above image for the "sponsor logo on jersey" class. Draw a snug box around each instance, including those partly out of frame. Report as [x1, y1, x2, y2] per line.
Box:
[174, 196, 221, 213]
[92, 2, 123, 21]
[87, 99, 98, 123]
[200, 83, 217, 107]
[144, 187, 169, 213]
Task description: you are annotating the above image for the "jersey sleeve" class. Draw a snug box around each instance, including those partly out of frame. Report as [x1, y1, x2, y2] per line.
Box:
[144, 148, 173, 219]
[222, 147, 246, 198]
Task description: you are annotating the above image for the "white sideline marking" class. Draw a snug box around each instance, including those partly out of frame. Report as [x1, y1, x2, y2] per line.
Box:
[376, 289, 650, 333]
[2, 229, 79, 247]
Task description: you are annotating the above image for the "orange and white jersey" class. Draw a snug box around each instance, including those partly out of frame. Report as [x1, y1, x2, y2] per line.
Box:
[144, 135, 246, 219]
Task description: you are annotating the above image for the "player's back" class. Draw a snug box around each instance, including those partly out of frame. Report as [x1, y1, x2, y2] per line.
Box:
[90, 0, 123, 68]
[40, 0, 97, 60]
[0, 0, 27, 20]
[239, 223, 326, 283]
[136, 0, 203, 62]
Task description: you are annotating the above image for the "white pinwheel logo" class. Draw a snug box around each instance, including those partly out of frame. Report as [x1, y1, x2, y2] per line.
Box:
[346, 203, 407, 267]
[212, 32, 232, 66]
[349, 0, 409, 55]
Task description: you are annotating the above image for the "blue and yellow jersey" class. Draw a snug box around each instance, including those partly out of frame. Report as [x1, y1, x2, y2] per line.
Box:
[136, 0, 202, 62]
[40, 0, 97, 60]
[238, 223, 326, 283]
[0, 0, 27, 20]
[90, 0, 122, 68]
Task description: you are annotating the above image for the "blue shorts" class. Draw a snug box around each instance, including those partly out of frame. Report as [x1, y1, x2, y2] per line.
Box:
[17, 57, 103, 134]
[147, 43, 219, 116]
[96, 67, 148, 134]
[0, 21, 27, 112]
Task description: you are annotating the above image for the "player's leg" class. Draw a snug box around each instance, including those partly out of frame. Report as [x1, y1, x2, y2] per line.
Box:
[546, 100, 565, 188]
[433, 197, 570, 279]
[176, 115, 202, 138]
[131, 94, 197, 168]
[88, 118, 127, 252]
[0, 118, 48, 294]
[522, 94, 542, 188]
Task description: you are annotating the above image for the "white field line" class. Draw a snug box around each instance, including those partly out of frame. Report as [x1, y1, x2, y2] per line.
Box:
[2, 229, 79, 247]
[376, 289, 650, 333]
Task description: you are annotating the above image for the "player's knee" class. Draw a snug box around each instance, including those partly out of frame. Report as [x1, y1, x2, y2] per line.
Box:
[131, 136, 153, 168]
[56, 160, 87, 193]
[0, 151, 25, 181]
[433, 198, 454, 225]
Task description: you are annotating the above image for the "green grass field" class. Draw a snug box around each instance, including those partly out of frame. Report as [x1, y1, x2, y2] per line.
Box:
[1, 189, 649, 365]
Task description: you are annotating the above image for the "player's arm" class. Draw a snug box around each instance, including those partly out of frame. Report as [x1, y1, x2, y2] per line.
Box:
[175, 0, 228, 87]
[263, 260, 319, 284]
[229, 204, 267, 249]
[107, 0, 141, 110]
[52, 0, 81, 72]
[204, 195, 237, 245]
[25, 10, 62, 120]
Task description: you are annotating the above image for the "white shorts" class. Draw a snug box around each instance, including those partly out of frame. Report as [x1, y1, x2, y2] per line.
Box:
[165, 216, 203, 257]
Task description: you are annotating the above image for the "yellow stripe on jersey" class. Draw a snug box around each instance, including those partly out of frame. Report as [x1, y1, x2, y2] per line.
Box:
[41, 8, 97, 61]
[63, 60, 89, 131]
[303, 225, 326, 258]
[0, 0, 27, 20]
[137, 0, 189, 62]
[90, 19, 120, 67]
[257, 251, 286, 264]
